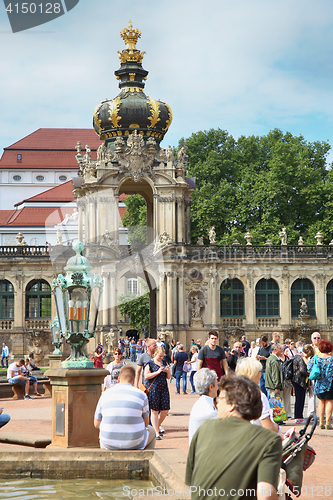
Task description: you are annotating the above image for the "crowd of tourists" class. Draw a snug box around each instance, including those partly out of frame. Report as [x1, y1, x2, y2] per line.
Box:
[92, 328, 333, 499]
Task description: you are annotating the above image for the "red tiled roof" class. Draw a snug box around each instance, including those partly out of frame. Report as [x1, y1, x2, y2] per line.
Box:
[16, 180, 75, 205]
[6, 128, 102, 150]
[0, 128, 103, 170]
[4, 206, 76, 227]
[0, 210, 14, 225]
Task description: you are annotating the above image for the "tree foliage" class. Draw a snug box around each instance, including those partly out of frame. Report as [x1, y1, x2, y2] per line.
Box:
[121, 128, 333, 245]
[118, 292, 149, 331]
[121, 194, 147, 245]
[180, 128, 332, 244]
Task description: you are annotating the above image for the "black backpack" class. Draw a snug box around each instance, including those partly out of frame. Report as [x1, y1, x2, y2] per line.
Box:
[283, 358, 294, 380]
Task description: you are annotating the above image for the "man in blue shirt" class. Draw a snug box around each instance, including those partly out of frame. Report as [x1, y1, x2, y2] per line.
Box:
[174, 344, 188, 394]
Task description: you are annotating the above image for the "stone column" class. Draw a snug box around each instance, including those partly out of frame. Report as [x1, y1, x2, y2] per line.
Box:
[158, 272, 166, 326]
[13, 276, 24, 329]
[178, 269, 185, 327]
[153, 194, 159, 237]
[102, 272, 110, 327]
[210, 269, 219, 329]
[280, 277, 291, 327]
[185, 200, 191, 244]
[166, 271, 174, 327]
[110, 272, 117, 327]
[77, 199, 84, 243]
[245, 277, 255, 326]
[177, 200, 184, 244]
[316, 276, 326, 326]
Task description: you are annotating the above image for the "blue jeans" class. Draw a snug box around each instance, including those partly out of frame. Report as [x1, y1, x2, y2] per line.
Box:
[189, 371, 196, 392]
[1, 355, 8, 368]
[176, 370, 187, 393]
[130, 350, 136, 362]
[0, 413, 10, 429]
[8, 377, 26, 385]
[260, 372, 268, 398]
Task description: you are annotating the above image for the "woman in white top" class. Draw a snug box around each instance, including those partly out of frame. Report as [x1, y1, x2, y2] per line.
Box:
[236, 356, 279, 433]
[103, 348, 126, 390]
[187, 346, 199, 394]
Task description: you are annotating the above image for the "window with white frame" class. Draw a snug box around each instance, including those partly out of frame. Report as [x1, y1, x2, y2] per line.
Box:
[127, 278, 138, 295]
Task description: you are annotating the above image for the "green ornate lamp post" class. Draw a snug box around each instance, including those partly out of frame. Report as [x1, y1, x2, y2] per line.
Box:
[52, 240, 103, 369]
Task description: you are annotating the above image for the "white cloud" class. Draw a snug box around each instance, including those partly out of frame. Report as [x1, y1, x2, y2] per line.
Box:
[1, 0, 333, 152]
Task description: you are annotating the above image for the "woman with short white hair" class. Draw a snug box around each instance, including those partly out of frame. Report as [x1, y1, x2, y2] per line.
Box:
[236, 357, 279, 432]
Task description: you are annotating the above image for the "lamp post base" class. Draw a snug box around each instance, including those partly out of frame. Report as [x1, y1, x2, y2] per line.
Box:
[46, 368, 108, 448]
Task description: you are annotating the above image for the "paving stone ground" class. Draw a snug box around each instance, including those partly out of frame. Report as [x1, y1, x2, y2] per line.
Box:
[0, 377, 332, 499]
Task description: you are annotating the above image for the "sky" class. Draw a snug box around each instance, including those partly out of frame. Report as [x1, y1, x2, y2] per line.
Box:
[1, 0, 333, 162]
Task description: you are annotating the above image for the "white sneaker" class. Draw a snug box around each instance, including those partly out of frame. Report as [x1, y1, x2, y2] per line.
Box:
[24, 395, 33, 400]
[159, 427, 165, 433]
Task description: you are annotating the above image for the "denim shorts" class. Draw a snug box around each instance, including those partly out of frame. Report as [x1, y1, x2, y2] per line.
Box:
[8, 377, 26, 385]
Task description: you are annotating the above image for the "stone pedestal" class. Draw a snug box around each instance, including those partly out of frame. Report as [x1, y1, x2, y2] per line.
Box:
[48, 353, 63, 369]
[46, 368, 108, 448]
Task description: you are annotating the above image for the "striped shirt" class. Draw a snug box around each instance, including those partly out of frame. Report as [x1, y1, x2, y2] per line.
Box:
[94, 383, 149, 450]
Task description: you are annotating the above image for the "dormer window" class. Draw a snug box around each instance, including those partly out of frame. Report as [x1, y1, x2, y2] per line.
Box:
[17, 154, 22, 162]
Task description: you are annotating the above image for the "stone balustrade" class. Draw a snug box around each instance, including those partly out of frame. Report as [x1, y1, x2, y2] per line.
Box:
[0, 246, 49, 257]
[25, 319, 50, 330]
[256, 318, 280, 328]
[0, 320, 13, 330]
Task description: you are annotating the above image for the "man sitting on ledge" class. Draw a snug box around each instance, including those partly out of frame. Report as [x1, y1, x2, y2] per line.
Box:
[7, 359, 32, 400]
[94, 364, 156, 450]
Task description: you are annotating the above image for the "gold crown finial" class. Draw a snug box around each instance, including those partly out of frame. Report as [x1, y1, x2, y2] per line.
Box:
[120, 20, 141, 51]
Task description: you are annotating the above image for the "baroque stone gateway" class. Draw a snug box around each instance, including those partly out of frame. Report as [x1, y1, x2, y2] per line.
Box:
[1, 22, 333, 362]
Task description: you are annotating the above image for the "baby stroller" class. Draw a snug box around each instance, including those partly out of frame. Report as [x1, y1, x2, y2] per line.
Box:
[281, 414, 318, 499]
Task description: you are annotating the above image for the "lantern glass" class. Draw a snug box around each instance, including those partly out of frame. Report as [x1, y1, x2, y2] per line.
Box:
[67, 286, 89, 333]
[55, 286, 67, 335]
[51, 323, 60, 344]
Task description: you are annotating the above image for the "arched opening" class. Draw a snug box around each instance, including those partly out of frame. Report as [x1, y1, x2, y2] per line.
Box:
[0, 280, 14, 319]
[291, 278, 315, 318]
[25, 279, 51, 319]
[327, 280, 333, 317]
[220, 278, 244, 317]
[119, 178, 154, 247]
[255, 278, 279, 317]
[117, 270, 157, 338]
[116, 179, 157, 337]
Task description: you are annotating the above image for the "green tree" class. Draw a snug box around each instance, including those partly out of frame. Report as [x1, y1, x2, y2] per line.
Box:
[181, 128, 332, 244]
[121, 194, 147, 245]
[118, 292, 149, 331]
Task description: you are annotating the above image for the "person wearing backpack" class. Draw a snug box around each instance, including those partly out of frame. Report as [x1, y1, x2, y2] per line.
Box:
[291, 345, 314, 423]
[197, 332, 229, 381]
[282, 339, 296, 420]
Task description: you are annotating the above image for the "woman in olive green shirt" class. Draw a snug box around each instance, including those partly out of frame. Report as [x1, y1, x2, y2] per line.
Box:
[186, 375, 282, 500]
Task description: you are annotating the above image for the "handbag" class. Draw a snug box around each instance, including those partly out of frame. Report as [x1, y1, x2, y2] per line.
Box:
[183, 362, 191, 373]
[308, 355, 320, 380]
[139, 383, 149, 395]
[269, 396, 288, 423]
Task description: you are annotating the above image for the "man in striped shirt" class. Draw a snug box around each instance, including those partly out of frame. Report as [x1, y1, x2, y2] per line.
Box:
[94, 365, 156, 450]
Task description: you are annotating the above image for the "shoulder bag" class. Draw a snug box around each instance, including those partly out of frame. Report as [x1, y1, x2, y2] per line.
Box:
[308, 355, 320, 380]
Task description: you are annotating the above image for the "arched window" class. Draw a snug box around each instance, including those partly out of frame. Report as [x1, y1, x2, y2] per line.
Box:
[327, 280, 333, 317]
[25, 280, 51, 319]
[256, 279, 279, 317]
[0, 280, 14, 319]
[291, 279, 315, 318]
[220, 279, 244, 317]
